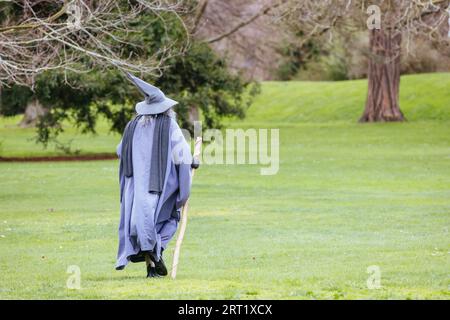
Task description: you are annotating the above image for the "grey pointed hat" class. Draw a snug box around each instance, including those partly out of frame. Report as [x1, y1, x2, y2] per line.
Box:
[126, 72, 178, 115]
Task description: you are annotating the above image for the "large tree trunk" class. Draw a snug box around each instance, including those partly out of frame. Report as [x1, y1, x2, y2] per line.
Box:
[19, 99, 47, 128]
[360, 29, 405, 122]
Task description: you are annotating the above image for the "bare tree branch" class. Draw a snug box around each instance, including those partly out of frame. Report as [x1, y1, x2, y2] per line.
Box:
[191, 0, 209, 34]
[0, 0, 188, 87]
[206, 0, 285, 44]
[0, 0, 70, 33]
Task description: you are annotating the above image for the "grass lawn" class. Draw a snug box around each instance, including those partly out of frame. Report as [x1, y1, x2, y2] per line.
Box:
[0, 114, 121, 158]
[0, 73, 449, 299]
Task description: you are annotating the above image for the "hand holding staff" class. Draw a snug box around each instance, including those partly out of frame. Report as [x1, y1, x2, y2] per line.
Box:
[171, 136, 202, 279]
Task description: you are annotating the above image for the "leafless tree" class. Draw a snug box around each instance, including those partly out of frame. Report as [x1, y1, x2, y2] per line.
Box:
[279, 0, 450, 122]
[0, 0, 188, 87]
[189, 0, 290, 79]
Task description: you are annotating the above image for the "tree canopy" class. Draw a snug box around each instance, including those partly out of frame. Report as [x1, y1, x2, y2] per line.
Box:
[0, 3, 259, 147]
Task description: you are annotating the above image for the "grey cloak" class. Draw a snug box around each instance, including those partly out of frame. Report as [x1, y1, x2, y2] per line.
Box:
[115, 115, 192, 270]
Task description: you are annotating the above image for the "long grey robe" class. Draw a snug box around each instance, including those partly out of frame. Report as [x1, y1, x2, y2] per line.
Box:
[115, 116, 192, 270]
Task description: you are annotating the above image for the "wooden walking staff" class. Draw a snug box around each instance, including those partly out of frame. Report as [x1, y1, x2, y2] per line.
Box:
[171, 136, 202, 279]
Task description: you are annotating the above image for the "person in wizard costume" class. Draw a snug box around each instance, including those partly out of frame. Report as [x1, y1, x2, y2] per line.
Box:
[115, 73, 197, 277]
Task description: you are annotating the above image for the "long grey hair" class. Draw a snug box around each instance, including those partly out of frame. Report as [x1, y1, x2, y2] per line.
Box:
[141, 108, 176, 126]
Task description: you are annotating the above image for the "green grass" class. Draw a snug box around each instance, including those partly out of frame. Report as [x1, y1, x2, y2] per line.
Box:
[0, 73, 449, 299]
[1, 73, 449, 158]
[246, 73, 450, 124]
[0, 115, 121, 158]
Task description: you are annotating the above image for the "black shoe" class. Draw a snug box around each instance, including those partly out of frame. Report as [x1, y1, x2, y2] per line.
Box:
[146, 265, 159, 278]
[150, 255, 168, 276]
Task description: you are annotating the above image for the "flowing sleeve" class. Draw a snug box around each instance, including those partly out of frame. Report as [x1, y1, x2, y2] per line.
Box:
[170, 120, 193, 209]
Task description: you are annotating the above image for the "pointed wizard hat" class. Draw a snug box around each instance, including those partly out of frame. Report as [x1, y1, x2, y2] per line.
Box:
[126, 72, 178, 115]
